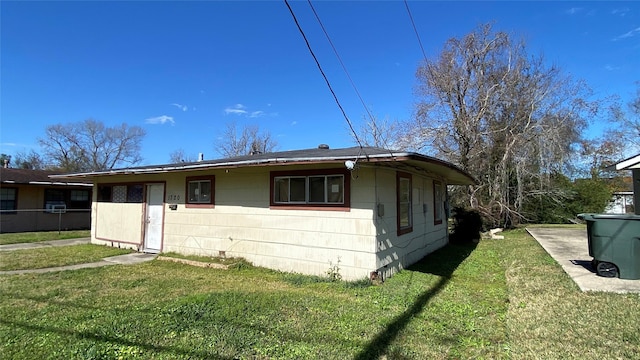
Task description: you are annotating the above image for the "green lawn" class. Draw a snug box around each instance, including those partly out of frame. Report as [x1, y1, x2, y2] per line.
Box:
[0, 230, 90, 245]
[0, 229, 638, 359]
[0, 244, 133, 271]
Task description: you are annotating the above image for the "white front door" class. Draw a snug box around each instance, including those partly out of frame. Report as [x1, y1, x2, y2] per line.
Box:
[144, 183, 164, 253]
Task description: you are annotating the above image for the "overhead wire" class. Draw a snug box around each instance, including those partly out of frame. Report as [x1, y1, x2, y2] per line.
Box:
[307, 0, 401, 159]
[283, 0, 367, 154]
[404, 0, 429, 63]
[306, 0, 376, 127]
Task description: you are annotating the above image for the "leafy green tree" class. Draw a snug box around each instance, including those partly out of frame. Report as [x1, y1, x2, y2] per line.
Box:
[568, 178, 614, 215]
[0, 154, 10, 167]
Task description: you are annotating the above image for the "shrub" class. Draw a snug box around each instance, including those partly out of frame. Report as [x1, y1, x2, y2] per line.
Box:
[449, 207, 483, 243]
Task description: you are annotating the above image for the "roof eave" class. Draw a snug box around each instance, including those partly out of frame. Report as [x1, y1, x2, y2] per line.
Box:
[50, 151, 476, 185]
[606, 153, 640, 171]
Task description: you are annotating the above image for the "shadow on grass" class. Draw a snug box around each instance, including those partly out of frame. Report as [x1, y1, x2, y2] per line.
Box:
[354, 241, 478, 360]
[0, 318, 237, 360]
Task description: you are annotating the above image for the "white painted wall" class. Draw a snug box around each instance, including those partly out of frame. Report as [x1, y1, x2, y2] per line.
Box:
[370, 167, 448, 280]
[90, 164, 448, 280]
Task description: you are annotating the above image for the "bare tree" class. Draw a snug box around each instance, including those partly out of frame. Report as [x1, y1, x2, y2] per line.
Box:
[216, 122, 277, 157]
[355, 115, 407, 150]
[13, 150, 46, 170]
[39, 119, 145, 172]
[169, 149, 198, 163]
[609, 83, 640, 153]
[413, 24, 596, 227]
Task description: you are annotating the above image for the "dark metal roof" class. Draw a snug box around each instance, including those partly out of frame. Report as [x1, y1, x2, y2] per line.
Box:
[0, 168, 92, 186]
[50, 146, 477, 185]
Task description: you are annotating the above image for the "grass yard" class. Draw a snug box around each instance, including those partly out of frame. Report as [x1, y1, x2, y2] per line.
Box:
[0, 230, 91, 245]
[0, 245, 133, 271]
[1, 228, 639, 359]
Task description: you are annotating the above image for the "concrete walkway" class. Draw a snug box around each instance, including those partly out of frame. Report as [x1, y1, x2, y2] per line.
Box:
[0, 238, 156, 275]
[0, 237, 91, 251]
[526, 227, 640, 293]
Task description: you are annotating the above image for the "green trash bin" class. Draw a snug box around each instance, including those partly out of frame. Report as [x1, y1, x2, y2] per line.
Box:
[578, 213, 640, 280]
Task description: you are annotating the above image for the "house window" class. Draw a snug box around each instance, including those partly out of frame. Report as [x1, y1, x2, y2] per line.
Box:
[44, 189, 66, 211]
[270, 169, 350, 209]
[44, 188, 92, 210]
[97, 185, 112, 202]
[112, 186, 127, 203]
[97, 184, 144, 203]
[1, 188, 17, 213]
[45, 189, 65, 203]
[397, 172, 413, 235]
[70, 190, 89, 202]
[127, 185, 144, 203]
[433, 180, 443, 225]
[69, 190, 91, 209]
[186, 176, 215, 208]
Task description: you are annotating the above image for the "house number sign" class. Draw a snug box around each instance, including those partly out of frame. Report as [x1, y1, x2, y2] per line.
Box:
[167, 194, 181, 201]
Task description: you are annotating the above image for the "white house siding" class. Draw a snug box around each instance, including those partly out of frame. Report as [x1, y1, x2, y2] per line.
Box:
[605, 192, 634, 214]
[89, 164, 448, 281]
[94, 202, 144, 247]
[161, 166, 378, 281]
[372, 167, 447, 280]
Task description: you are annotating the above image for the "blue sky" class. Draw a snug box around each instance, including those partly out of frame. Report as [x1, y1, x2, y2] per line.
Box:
[1, 1, 639, 166]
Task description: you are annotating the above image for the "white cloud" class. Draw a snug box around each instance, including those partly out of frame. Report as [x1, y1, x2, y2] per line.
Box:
[224, 103, 278, 118]
[225, 108, 248, 115]
[171, 103, 188, 112]
[612, 8, 629, 16]
[604, 64, 619, 71]
[613, 26, 640, 41]
[145, 115, 175, 125]
[224, 103, 248, 115]
[565, 7, 582, 15]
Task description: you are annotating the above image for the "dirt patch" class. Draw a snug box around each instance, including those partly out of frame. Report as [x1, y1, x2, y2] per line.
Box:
[157, 256, 232, 269]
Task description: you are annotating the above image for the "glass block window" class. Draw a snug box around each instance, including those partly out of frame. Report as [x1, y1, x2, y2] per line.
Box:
[112, 186, 127, 203]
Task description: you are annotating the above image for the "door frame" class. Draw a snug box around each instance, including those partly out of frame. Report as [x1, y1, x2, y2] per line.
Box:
[143, 182, 165, 253]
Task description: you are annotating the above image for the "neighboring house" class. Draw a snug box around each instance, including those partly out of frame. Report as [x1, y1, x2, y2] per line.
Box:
[0, 168, 92, 233]
[52, 146, 475, 280]
[607, 153, 640, 216]
[605, 191, 634, 214]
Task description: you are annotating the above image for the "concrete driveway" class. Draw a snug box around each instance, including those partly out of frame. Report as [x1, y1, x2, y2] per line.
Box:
[526, 227, 640, 293]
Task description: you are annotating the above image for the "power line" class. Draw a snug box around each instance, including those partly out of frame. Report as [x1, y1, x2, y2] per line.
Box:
[283, 0, 365, 151]
[307, 0, 376, 126]
[404, 0, 429, 63]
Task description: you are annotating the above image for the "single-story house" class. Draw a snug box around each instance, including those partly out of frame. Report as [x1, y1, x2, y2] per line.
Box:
[0, 168, 92, 233]
[605, 191, 634, 214]
[607, 153, 640, 216]
[52, 146, 475, 280]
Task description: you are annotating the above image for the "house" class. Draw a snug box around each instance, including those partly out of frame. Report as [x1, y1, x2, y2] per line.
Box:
[607, 153, 640, 216]
[51, 146, 475, 280]
[0, 168, 92, 233]
[605, 191, 634, 214]
[604, 176, 635, 214]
